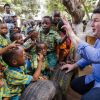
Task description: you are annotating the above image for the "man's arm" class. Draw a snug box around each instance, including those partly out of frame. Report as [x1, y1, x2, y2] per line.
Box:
[61, 58, 91, 73]
[77, 41, 100, 63]
[76, 58, 91, 69]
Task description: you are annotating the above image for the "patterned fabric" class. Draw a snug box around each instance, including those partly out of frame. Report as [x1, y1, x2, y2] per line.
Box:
[31, 54, 52, 78]
[38, 29, 61, 52]
[32, 54, 48, 71]
[0, 35, 9, 67]
[47, 52, 57, 67]
[66, 45, 75, 64]
[4, 67, 32, 96]
[0, 79, 10, 99]
[23, 39, 36, 59]
[0, 35, 9, 47]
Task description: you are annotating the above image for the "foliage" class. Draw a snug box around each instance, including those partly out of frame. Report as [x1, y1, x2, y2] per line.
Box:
[81, 0, 97, 12]
[0, 0, 40, 16]
[45, 0, 65, 15]
[45, 0, 97, 20]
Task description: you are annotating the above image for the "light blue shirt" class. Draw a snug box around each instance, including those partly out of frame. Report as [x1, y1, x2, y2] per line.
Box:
[76, 39, 100, 88]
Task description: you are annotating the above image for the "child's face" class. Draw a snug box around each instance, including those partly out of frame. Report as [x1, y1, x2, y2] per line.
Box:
[14, 33, 24, 45]
[42, 18, 51, 31]
[39, 44, 47, 56]
[15, 47, 26, 67]
[13, 27, 19, 33]
[0, 24, 8, 35]
[30, 31, 38, 41]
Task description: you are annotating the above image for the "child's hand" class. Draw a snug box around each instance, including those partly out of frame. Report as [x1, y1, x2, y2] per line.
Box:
[7, 41, 20, 49]
[0, 80, 4, 87]
[37, 53, 44, 62]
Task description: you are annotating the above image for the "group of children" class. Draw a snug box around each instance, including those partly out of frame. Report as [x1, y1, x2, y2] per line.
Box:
[0, 10, 75, 100]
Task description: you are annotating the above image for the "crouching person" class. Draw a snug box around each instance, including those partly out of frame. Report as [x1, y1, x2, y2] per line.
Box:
[2, 46, 43, 100]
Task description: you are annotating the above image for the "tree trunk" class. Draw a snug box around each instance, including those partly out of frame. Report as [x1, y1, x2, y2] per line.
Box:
[61, 0, 85, 24]
[96, 0, 100, 7]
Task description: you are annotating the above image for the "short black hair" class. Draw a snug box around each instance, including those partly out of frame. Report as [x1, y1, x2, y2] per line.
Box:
[93, 7, 100, 14]
[36, 42, 47, 54]
[57, 19, 65, 32]
[10, 27, 21, 39]
[10, 32, 20, 42]
[53, 11, 60, 17]
[4, 3, 10, 9]
[43, 16, 52, 23]
[2, 47, 19, 67]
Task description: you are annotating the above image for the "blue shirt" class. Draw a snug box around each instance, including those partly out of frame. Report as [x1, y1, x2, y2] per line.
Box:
[76, 39, 100, 87]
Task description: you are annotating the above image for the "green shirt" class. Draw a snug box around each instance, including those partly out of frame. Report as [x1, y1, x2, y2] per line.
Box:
[0, 35, 9, 67]
[38, 29, 61, 52]
[0, 79, 10, 99]
[4, 67, 33, 96]
[0, 35, 9, 47]
[31, 54, 48, 71]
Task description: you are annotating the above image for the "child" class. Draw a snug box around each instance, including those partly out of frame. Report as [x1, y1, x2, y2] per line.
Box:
[56, 19, 72, 65]
[39, 16, 68, 69]
[0, 23, 9, 47]
[10, 26, 21, 35]
[25, 29, 39, 52]
[0, 63, 10, 100]
[10, 32, 24, 45]
[31, 42, 49, 79]
[0, 23, 18, 100]
[10, 32, 33, 73]
[2, 46, 44, 100]
[0, 23, 19, 65]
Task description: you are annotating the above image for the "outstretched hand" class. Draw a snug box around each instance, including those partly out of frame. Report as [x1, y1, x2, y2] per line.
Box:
[61, 17, 73, 33]
[60, 64, 75, 73]
[8, 41, 20, 49]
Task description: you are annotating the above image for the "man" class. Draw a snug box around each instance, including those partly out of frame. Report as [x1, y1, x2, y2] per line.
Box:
[61, 7, 100, 100]
[3, 4, 15, 37]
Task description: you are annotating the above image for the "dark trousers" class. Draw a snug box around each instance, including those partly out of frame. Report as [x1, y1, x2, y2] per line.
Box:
[71, 75, 100, 100]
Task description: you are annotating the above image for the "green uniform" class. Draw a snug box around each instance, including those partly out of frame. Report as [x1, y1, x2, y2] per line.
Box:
[0, 79, 10, 99]
[38, 29, 61, 67]
[4, 67, 32, 97]
[0, 35, 9, 67]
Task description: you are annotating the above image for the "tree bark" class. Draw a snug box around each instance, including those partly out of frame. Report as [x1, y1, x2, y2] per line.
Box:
[96, 0, 100, 7]
[61, 0, 85, 24]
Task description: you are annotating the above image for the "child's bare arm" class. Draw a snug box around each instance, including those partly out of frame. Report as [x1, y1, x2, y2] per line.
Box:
[32, 53, 43, 81]
[0, 80, 4, 87]
[0, 42, 19, 55]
